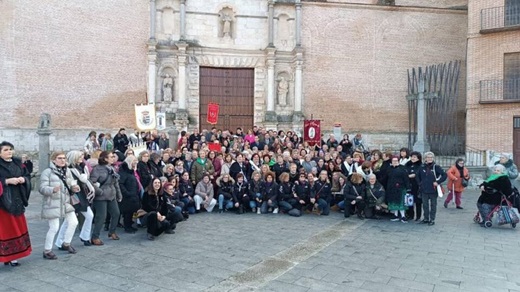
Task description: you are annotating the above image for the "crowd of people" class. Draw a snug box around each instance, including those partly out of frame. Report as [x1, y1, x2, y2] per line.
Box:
[1, 126, 519, 266]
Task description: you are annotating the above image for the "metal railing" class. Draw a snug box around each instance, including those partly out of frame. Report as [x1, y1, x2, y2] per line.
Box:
[481, 5, 520, 31]
[480, 79, 520, 102]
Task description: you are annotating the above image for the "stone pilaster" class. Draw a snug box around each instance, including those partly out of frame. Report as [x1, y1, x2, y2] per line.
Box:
[266, 47, 276, 120]
[147, 41, 157, 103]
[268, 0, 275, 47]
[149, 0, 156, 41]
[176, 42, 188, 110]
[295, 0, 302, 47]
[180, 0, 186, 40]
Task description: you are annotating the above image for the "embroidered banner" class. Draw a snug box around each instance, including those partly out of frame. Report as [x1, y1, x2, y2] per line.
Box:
[207, 103, 219, 125]
[304, 120, 321, 147]
[135, 104, 156, 131]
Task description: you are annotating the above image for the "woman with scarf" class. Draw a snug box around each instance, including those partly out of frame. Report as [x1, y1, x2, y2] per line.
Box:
[343, 173, 366, 219]
[90, 151, 122, 245]
[190, 150, 215, 185]
[39, 151, 79, 259]
[311, 170, 333, 216]
[233, 173, 249, 214]
[477, 164, 512, 227]
[444, 158, 470, 209]
[54, 151, 95, 248]
[179, 171, 196, 214]
[416, 152, 446, 226]
[0, 141, 32, 266]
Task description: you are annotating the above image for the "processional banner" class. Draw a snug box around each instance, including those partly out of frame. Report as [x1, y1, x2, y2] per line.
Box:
[135, 104, 156, 131]
[207, 103, 219, 125]
[304, 120, 321, 147]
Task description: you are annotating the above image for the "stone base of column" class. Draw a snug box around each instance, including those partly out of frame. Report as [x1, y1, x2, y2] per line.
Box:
[265, 111, 277, 122]
[413, 140, 431, 154]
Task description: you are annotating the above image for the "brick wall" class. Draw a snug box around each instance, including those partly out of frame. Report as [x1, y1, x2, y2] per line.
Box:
[301, 3, 468, 134]
[0, 0, 149, 130]
[466, 0, 520, 152]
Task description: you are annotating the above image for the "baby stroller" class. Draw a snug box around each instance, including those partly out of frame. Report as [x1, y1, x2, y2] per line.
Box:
[473, 190, 520, 228]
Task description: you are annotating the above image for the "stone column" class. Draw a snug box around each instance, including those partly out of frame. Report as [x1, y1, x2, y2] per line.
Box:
[294, 60, 303, 112]
[168, 128, 179, 150]
[265, 47, 276, 122]
[176, 42, 188, 110]
[268, 0, 274, 47]
[180, 0, 186, 40]
[149, 0, 156, 40]
[156, 9, 162, 38]
[413, 76, 430, 153]
[295, 0, 302, 47]
[147, 42, 157, 103]
[37, 114, 52, 175]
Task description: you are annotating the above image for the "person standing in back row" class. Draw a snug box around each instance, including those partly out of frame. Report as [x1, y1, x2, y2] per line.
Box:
[416, 152, 446, 226]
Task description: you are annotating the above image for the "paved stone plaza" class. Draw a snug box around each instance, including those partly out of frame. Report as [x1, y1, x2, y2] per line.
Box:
[1, 189, 519, 292]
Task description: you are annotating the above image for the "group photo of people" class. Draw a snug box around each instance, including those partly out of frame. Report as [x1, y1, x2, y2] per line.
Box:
[1, 126, 519, 267]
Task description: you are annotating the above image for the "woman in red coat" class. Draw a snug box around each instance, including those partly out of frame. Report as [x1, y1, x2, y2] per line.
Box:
[0, 141, 32, 266]
[444, 158, 470, 209]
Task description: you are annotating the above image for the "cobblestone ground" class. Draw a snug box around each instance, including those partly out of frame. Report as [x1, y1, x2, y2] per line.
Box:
[1, 190, 519, 292]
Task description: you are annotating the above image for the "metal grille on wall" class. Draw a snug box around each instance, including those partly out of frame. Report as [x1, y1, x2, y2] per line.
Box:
[407, 60, 464, 155]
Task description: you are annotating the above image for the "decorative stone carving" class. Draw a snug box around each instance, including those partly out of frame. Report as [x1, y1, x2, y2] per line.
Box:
[162, 74, 174, 102]
[218, 7, 235, 39]
[277, 77, 289, 106]
[39, 113, 51, 129]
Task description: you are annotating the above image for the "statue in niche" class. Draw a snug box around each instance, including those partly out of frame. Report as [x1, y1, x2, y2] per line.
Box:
[162, 74, 173, 102]
[39, 113, 51, 129]
[221, 13, 232, 38]
[277, 77, 289, 106]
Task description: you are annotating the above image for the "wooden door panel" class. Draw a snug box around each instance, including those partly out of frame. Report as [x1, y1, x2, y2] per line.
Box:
[199, 67, 254, 132]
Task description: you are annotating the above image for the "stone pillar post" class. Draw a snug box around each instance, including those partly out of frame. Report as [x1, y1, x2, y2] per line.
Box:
[265, 48, 276, 121]
[268, 1, 275, 47]
[147, 42, 157, 103]
[149, 0, 156, 41]
[295, 0, 302, 47]
[156, 9, 162, 38]
[180, 0, 186, 40]
[294, 61, 303, 112]
[168, 128, 179, 150]
[37, 114, 52, 174]
[176, 42, 188, 110]
[413, 76, 430, 153]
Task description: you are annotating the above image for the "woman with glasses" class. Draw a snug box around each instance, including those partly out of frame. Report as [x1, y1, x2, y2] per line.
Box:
[39, 151, 79, 259]
[444, 158, 470, 209]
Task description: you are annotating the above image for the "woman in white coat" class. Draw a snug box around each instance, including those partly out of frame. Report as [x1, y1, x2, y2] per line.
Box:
[39, 152, 79, 260]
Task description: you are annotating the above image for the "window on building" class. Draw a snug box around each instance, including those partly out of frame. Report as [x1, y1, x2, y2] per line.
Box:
[505, 0, 520, 27]
[504, 52, 520, 100]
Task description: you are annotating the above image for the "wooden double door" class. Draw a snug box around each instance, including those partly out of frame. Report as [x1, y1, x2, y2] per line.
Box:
[199, 67, 254, 132]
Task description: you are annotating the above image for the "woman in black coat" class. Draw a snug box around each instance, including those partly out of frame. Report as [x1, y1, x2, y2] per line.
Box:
[405, 151, 423, 221]
[137, 152, 154, 193]
[477, 164, 513, 226]
[118, 157, 141, 233]
[386, 156, 410, 222]
[343, 173, 366, 219]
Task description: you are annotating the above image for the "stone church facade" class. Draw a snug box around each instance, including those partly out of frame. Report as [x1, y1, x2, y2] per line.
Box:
[0, 0, 468, 151]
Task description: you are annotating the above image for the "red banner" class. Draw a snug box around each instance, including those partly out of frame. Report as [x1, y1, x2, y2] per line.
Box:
[304, 120, 321, 147]
[207, 103, 219, 125]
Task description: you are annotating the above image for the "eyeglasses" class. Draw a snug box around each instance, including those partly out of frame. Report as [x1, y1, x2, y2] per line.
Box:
[56, 157, 66, 160]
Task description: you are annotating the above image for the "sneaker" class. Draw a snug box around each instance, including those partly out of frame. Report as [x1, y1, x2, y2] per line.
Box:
[268, 207, 273, 212]
[273, 208, 279, 214]
[444, 201, 448, 208]
[400, 217, 408, 223]
[257, 208, 261, 214]
[428, 221, 435, 226]
[390, 218, 400, 222]
[456, 206, 463, 209]
[420, 220, 430, 224]
[147, 233, 155, 241]
[218, 209, 223, 214]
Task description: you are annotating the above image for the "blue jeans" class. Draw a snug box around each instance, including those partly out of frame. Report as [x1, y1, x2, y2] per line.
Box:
[260, 200, 278, 214]
[180, 197, 196, 214]
[337, 200, 345, 210]
[250, 193, 262, 209]
[317, 198, 330, 215]
[218, 194, 234, 210]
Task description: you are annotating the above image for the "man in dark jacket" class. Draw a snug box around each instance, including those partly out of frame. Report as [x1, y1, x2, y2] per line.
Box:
[416, 152, 447, 226]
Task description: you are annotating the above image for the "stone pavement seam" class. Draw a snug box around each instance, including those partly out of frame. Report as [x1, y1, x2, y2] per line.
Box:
[204, 218, 367, 291]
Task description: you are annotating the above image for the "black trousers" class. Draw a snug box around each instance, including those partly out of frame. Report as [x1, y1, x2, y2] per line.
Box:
[146, 211, 171, 236]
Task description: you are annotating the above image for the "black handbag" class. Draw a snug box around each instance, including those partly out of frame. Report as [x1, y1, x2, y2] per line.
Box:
[461, 178, 469, 188]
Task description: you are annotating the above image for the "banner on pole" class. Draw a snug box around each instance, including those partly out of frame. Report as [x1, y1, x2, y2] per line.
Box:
[156, 112, 166, 131]
[135, 104, 156, 130]
[207, 103, 219, 125]
[304, 120, 321, 147]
